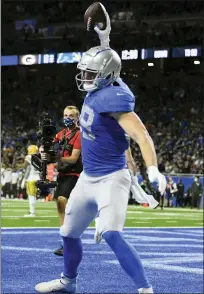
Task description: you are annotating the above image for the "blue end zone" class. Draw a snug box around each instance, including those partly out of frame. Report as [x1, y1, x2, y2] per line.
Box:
[2, 228, 203, 293]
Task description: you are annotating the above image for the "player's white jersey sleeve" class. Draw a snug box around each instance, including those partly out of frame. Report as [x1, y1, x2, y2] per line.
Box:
[25, 155, 31, 164]
[25, 155, 40, 181]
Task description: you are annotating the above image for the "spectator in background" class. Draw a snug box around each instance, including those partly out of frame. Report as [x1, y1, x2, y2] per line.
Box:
[2, 165, 13, 198]
[159, 190, 164, 210]
[11, 167, 19, 198]
[191, 176, 203, 209]
[176, 178, 185, 207]
[183, 187, 192, 207]
[166, 177, 178, 207]
[17, 170, 27, 199]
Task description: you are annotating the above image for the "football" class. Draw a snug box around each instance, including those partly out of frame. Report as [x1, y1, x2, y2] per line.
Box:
[84, 2, 107, 32]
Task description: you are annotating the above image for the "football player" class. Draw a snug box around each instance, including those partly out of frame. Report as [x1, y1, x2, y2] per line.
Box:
[21, 145, 40, 217]
[35, 5, 166, 294]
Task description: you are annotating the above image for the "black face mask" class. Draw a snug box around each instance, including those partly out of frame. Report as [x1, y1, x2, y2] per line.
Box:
[63, 117, 75, 128]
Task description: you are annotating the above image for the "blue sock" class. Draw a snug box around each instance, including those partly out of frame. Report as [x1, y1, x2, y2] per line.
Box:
[103, 231, 150, 289]
[62, 237, 83, 279]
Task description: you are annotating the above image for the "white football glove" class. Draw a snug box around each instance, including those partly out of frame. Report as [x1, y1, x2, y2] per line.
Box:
[147, 166, 167, 195]
[94, 3, 111, 47]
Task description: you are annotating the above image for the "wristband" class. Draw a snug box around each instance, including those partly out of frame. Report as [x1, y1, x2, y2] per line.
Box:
[100, 38, 110, 48]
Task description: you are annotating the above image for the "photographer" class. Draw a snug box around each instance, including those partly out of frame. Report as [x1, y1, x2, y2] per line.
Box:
[41, 106, 82, 256]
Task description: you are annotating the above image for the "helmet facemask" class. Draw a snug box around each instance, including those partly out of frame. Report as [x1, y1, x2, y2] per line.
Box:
[76, 69, 98, 92]
[76, 68, 114, 92]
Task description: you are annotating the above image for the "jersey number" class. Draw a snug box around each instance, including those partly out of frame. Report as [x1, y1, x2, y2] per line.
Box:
[80, 105, 95, 140]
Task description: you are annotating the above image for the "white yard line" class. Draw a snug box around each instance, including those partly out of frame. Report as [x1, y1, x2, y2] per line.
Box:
[2, 246, 203, 259]
[124, 230, 203, 237]
[165, 221, 178, 223]
[34, 220, 51, 222]
[5, 217, 21, 220]
[2, 216, 58, 218]
[132, 221, 151, 223]
[2, 209, 56, 213]
[1, 226, 203, 230]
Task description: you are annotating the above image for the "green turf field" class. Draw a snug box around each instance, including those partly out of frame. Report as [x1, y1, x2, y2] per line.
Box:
[1, 199, 203, 228]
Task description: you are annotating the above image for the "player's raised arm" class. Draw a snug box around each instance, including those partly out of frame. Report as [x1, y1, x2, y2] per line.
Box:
[93, 3, 111, 47]
[111, 111, 166, 195]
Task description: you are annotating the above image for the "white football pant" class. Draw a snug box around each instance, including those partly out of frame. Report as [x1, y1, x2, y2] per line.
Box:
[60, 169, 131, 238]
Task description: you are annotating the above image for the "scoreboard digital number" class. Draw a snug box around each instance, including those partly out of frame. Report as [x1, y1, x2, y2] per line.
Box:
[121, 50, 138, 60]
[172, 47, 202, 58]
[141, 49, 169, 59]
[39, 54, 55, 64]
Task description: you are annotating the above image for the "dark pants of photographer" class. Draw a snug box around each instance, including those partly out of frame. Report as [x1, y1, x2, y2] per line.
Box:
[54, 174, 79, 225]
[53, 174, 79, 256]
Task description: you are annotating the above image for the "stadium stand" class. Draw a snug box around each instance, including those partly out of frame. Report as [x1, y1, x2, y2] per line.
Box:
[2, 3, 204, 294]
[2, 64, 203, 175]
[1, 0, 203, 201]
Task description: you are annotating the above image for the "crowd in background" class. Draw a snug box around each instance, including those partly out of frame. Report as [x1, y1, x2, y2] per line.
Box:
[2, 1, 203, 54]
[2, 64, 203, 175]
[129, 67, 203, 175]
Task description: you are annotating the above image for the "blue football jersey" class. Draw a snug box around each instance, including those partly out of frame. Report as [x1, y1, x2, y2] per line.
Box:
[79, 78, 135, 176]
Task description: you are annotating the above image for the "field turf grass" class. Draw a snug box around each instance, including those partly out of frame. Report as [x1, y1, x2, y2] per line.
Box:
[1, 199, 203, 228]
[2, 200, 203, 293]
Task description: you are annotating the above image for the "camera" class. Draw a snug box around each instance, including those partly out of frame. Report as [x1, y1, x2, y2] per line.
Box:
[37, 114, 56, 146]
[31, 113, 57, 197]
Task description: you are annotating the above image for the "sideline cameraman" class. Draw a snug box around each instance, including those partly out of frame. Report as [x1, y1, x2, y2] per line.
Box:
[41, 106, 82, 256]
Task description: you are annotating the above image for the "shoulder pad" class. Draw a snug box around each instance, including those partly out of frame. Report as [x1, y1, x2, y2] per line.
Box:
[94, 86, 135, 113]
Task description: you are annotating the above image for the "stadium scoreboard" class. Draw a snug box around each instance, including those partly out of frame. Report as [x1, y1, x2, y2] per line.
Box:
[1, 46, 202, 66]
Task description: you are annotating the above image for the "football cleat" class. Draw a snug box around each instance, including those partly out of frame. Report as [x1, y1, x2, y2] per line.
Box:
[94, 231, 102, 244]
[138, 286, 154, 293]
[35, 273, 76, 293]
[24, 213, 35, 217]
[54, 246, 63, 256]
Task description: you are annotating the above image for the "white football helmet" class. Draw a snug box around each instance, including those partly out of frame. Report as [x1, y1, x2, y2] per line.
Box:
[75, 46, 121, 92]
